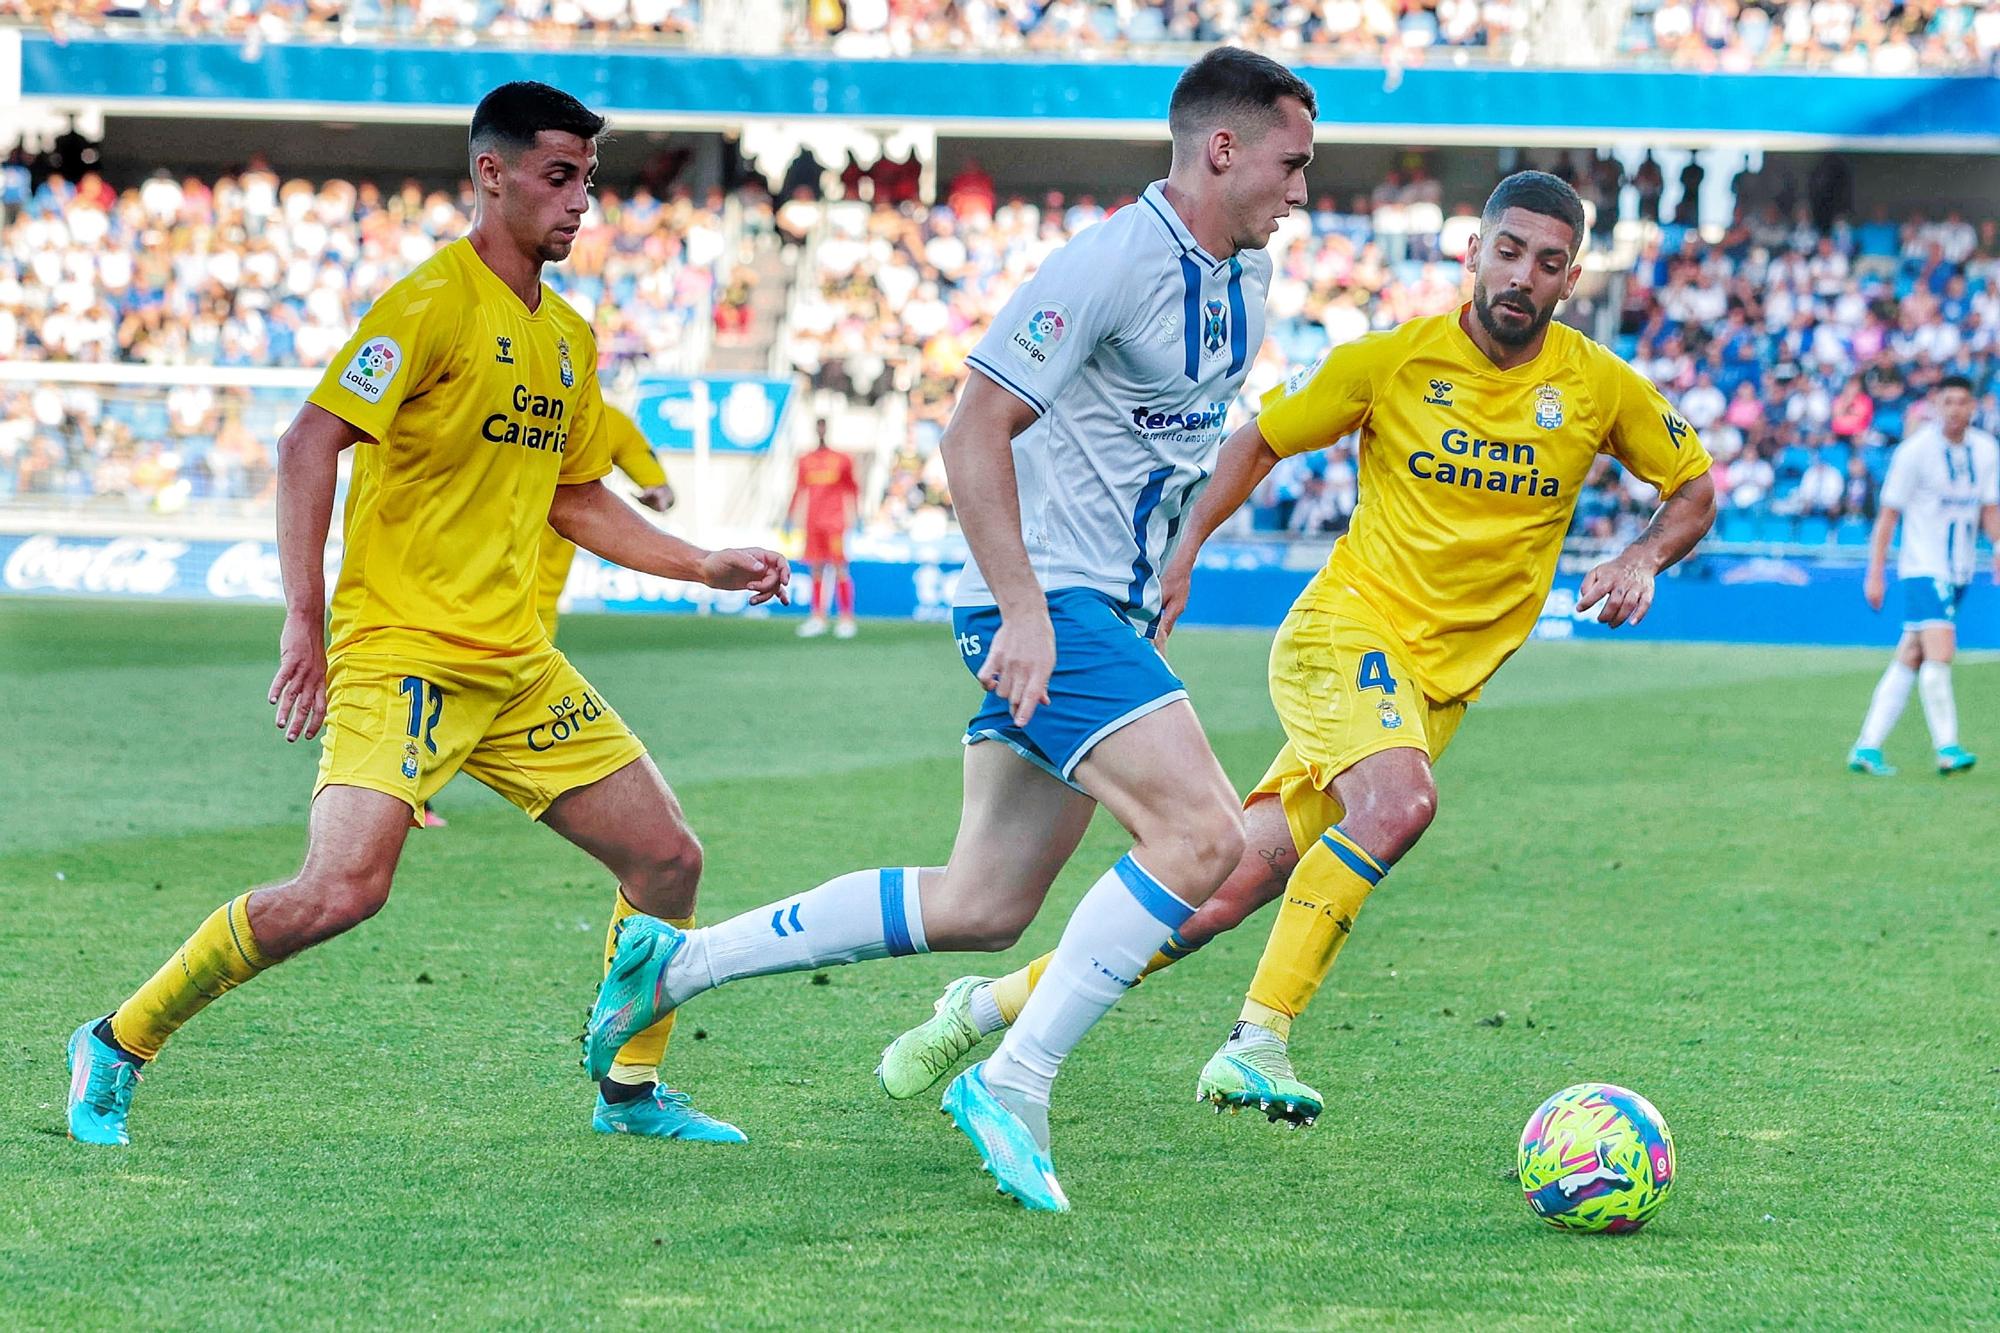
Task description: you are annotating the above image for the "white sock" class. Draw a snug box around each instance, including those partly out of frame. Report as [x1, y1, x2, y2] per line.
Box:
[984, 854, 1193, 1106]
[663, 867, 927, 1003]
[969, 984, 1006, 1037]
[1858, 660, 1915, 749]
[1917, 661, 1958, 748]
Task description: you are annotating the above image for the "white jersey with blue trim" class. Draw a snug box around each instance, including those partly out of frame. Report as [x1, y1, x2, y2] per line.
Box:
[956, 180, 1272, 628]
[1880, 425, 1999, 584]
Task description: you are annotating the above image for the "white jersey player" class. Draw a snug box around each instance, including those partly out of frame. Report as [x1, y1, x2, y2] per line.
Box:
[957, 179, 1272, 639]
[580, 47, 1317, 1211]
[1850, 375, 2000, 776]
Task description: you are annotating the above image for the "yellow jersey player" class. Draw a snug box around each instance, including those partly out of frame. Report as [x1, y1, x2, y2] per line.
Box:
[64, 82, 788, 1148]
[876, 170, 1716, 1126]
[536, 402, 675, 638]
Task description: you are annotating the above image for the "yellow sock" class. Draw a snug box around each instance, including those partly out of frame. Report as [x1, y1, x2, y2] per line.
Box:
[603, 890, 691, 1086]
[1239, 825, 1387, 1043]
[990, 927, 1200, 1025]
[110, 893, 269, 1061]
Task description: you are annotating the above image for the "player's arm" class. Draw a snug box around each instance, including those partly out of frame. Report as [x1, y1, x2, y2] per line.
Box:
[941, 370, 1050, 724]
[1866, 444, 1916, 611]
[1984, 502, 2000, 583]
[548, 481, 788, 604]
[606, 407, 673, 512]
[1580, 365, 1717, 628]
[1577, 471, 1716, 627]
[1153, 419, 1281, 643]
[1157, 340, 1383, 643]
[1864, 505, 1900, 611]
[269, 403, 364, 743]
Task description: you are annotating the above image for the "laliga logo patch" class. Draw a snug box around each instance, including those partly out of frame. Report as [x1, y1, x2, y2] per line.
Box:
[557, 337, 575, 389]
[401, 740, 420, 780]
[1377, 699, 1404, 730]
[1535, 383, 1564, 430]
[341, 337, 402, 403]
[1284, 351, 1327, 397]
[1201, 299, 1228, 357]
[1008, 302, 1070, 370]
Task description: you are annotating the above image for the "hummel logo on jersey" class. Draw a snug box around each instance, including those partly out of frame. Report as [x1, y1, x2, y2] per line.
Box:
[1424, 378, 1453, 406]
[495, 336, 514, 364]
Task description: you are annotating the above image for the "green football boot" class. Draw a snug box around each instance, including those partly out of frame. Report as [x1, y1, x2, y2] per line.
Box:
[1196, 1028, 1323, 1127]
[877, 975, 994, 1100]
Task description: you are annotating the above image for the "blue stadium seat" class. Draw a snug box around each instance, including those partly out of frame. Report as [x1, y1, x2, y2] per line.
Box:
[1796, 515, 1831, 544]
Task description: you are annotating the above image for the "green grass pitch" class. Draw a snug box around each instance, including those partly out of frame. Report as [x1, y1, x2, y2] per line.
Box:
[2, 598, 1996, 1328]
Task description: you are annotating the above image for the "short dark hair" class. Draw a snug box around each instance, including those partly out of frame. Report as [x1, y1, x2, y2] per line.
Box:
[469, 81, 606, 163]
[1168, 48, 1317, 148]
[1937, 373, 1975, 394]
[1481, 171, 1586, 256]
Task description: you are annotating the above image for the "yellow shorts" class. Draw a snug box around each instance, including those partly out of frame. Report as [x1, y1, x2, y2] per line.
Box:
[1252, 595, 1467, 855]
[315, 644, 646, 825]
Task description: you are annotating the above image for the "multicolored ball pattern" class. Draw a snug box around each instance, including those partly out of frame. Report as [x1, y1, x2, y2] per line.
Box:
[1517, 1082, 1676, 1234]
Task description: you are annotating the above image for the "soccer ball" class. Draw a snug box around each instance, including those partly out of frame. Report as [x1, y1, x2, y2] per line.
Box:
[1517, 1082, 1676, 1233]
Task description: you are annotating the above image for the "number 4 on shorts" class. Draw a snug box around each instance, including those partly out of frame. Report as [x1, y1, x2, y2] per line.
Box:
[1357, 651, 1396, 695]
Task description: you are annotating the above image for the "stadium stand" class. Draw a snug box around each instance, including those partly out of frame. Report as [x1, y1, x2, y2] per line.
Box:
[7, 0, 1999, 70]
[0, 161, 741, 509]
[8, 137, 1998, 552]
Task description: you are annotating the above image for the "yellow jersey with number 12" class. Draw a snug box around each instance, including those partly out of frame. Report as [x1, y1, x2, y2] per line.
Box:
[1256, 308, 1710, 702]
[307, 236, 614, 665]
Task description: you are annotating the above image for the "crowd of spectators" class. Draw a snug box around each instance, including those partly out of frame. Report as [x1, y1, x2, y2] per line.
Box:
[0, 153, 731, 507]
[14, 0, 2000, 71]
[1620, 0, 2000, 72]
[2, 0, 700, 43]
[9, 135, 2000, 555]
[800, 0, 1533, 60]
[779, 150, 1999, 548]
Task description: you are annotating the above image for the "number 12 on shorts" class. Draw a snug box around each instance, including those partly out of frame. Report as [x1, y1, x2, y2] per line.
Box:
[1357, 651, 1397, 695]
[400, 676, 444, 754]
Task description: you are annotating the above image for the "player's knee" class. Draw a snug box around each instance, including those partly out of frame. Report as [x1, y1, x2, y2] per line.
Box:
[1346, 780, 1437, 858]
[1174, 803, 1246, 883]
[629, 828, 704, 899]
[312, 865, 394, 935]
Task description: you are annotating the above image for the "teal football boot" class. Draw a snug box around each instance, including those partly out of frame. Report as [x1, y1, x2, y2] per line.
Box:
[583, 915, 686, 1081]
[1937, 745, 1977, 775]
[1195, 1030, 1323, 1127]
[1847, 746, 1897, 777]
[940, 1062, 1069, 1213]
[593, 1084, 746, 1143]
[877, 975, 993, 1100]
[66, 1020, 142, 1147]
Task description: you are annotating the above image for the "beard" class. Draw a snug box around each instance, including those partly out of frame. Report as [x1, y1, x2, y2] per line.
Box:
[1472, 283, 1554, 348]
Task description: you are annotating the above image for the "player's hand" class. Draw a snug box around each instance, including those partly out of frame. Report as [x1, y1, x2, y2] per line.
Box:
[636, 483, 675, 513]
[980, 606, 1055, 727]
[1576, 554, 1656, 628]
[700, 547, 791, 605]
[1864, 567, 1886, 612]
[270, 609, 328, 743]
[1154, 552, 1197, 650]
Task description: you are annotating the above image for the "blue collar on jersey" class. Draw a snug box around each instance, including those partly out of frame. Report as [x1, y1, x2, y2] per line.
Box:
[1139, 181, 1233, 275]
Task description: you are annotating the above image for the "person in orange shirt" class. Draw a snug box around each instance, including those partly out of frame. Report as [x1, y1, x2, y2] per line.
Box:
[789, 419, 860, 638]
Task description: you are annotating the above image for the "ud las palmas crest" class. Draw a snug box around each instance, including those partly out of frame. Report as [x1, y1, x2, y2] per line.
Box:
[1534, 382, 1564, 430]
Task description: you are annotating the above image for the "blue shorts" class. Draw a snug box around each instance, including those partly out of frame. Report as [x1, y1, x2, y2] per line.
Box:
[953, 588, 1187, 791]
[1901, 577, 1967, 631]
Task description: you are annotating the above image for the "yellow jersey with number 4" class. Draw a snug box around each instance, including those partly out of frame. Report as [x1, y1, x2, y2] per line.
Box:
[1256, 308, 1710, 702]
[307, 237, 614, 665]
